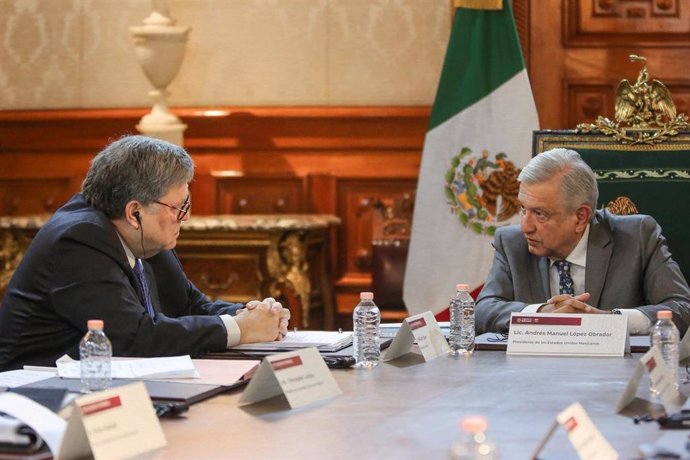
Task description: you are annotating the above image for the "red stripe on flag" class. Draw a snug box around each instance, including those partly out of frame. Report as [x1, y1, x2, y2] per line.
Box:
[434, 284, 483, 322]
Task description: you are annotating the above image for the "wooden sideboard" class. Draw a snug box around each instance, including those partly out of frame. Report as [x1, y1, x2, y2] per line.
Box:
[0, 214, 340, 330]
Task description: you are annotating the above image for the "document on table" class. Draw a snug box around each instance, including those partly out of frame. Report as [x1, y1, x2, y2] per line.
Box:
[230, 331, 353, 352]
[56, 355, 198, 379]
[0, 369, 56, 388]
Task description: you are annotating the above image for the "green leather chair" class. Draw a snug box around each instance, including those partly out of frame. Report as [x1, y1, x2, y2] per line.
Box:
[533, 129, 690, 284]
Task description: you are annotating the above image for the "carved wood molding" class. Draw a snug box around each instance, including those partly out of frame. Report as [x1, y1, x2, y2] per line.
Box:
[565, 0, 690, 47]
[0, 107, 430, 154]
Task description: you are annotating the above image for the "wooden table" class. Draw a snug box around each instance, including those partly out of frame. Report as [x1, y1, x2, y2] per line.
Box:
[153, 350, 672, 459]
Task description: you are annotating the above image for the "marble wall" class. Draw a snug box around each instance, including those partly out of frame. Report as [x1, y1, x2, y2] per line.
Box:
[0, 0, 451, 110]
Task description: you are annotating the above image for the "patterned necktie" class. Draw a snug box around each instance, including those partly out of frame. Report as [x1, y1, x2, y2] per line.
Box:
[133, 258, 155, 317]
[554, 260, 575, 296]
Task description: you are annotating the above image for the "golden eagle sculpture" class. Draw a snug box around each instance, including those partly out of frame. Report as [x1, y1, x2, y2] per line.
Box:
[614, 55, 676, 127]
[578, 55, 688, 145]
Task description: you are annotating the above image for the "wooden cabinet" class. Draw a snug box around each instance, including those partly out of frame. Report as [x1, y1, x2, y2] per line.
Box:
[0, 214, 340, 330]
[176, 215, 340, 329]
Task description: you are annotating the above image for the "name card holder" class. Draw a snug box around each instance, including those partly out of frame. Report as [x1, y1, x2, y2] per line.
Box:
[616, 345, 685, 415]
[530, 402, 618, 460]
[239, 347, 341, 409]
[60, 381, 166, 460]
[383, 311, 449, 362]
[507, 313, 628, 357]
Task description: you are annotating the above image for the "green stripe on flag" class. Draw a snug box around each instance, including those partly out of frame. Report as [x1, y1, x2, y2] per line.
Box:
[429, 0, 526, 131]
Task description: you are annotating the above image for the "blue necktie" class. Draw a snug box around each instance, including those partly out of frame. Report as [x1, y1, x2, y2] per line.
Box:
[133, 259, 155, 317]
[554, 260, 575, 296]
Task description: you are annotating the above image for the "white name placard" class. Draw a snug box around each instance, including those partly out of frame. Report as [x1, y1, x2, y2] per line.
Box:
[507, 313, 628, 357]
[383, 311, 449, 362]
[239, 347, 341, 409]
[531, 402, 618, 459]
[556, 402, 618, 460]
[59, 381, 166, 460]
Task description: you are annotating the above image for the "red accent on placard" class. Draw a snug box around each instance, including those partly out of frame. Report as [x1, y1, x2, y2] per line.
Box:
[645, 356, 657, 373]
[408, 317, 427, 330]
[271, 355, 304, 371]
[80, 396, 122, 416]
[564, 416, 578, 432]
[511, 316, 582, 326]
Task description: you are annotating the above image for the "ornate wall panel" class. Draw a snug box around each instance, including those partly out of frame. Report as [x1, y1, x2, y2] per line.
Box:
[335, 179, 417, 278]
[0, 178, 73, 216]
[214, 175, 308, 215]
[565, 83, 614, 128]
[532, 0, 690, 129]
[566, 0, 690, 46]
[564, 80, 690, 130]
[334, 178, 417, 323]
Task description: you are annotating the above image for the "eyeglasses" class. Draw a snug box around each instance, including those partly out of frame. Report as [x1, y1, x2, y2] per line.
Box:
[155, 195, 191, 222]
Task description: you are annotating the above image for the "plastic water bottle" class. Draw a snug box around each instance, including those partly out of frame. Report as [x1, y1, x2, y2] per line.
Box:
[650, 310, 680, 394]
[449, 416, 499, 459]
[80, 319, 112, 393]
[449, 284, 475, 356]
[352, 292, 380, 368]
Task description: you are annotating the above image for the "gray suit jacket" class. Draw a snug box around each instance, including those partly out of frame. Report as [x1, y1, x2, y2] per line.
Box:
[475, 210, 690, 334]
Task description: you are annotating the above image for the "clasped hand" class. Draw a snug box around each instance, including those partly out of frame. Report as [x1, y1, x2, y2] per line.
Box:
[538, 292, 608, 314]
[234, 297, 290, 343]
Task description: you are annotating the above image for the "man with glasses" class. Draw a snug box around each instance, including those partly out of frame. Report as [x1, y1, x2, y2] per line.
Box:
[0, 135, 290, 370]
[475, 148, 690, 335]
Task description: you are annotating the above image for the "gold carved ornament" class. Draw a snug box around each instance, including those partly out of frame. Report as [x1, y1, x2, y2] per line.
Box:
[577, 55, 689, 145]
[266, 232, 311, 328]
[0, 232, 28, 290]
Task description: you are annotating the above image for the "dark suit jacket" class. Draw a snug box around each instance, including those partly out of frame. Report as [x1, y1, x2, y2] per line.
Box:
[476, 210, 690, 334]
[0, 193, 243, 370]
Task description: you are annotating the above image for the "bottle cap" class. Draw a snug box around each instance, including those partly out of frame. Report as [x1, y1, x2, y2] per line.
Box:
[456, 284, 469, 291]
[360, 292, 374, 300]
[87, 319, 104, 330]
[460, 415, 487, 433]
[657, 310, 673, 320]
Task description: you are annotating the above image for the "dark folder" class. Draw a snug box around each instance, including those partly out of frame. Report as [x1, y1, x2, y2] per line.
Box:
[19, 377, 233, 405]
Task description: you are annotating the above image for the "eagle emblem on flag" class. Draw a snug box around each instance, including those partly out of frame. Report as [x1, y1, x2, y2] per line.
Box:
[445, 147, 521, 236]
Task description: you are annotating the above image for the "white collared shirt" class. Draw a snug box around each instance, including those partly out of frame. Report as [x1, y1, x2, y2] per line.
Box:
[116, 233, 241, 347]
[521, 224, 652, 334]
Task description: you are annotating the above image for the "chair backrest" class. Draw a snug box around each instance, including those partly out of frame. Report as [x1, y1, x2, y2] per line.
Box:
[533, 129, 690, 282]
[370, 193, 415, 313]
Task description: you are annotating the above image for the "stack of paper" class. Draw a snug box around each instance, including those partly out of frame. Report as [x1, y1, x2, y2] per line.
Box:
[55, 355, 198, 379]
[231, 331, 353, 352]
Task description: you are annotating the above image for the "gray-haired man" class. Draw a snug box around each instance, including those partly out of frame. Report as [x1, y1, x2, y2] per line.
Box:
[476, 148, 690, 335]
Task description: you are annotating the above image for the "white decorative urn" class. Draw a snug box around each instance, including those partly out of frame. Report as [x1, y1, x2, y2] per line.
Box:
[130, 0, 190, 146]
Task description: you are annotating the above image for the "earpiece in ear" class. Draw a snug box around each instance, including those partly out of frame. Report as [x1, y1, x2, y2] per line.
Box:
[133, 211, 141, 222]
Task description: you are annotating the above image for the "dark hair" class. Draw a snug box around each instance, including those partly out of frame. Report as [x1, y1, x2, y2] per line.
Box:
[81, 135, 194, 218]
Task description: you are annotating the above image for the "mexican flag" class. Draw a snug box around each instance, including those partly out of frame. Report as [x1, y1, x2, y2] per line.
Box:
[403, 0, 539, 316]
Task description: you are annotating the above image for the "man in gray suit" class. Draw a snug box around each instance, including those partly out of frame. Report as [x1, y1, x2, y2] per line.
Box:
[475, 148, 690, 335]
